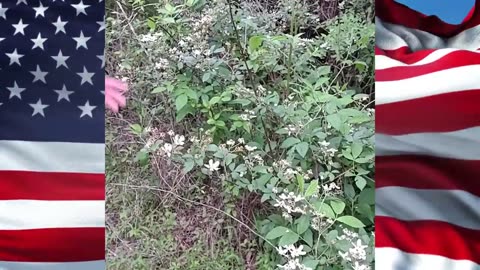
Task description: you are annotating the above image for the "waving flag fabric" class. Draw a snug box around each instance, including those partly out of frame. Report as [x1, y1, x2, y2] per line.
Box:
[0, 0, 105, 269]
[375, 0, 480, 269]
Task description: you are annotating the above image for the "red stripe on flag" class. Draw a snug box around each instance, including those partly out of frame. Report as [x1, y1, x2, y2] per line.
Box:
[0, 228, 105, 262]
[376, 155, 480, 196]
[376, 48, 437, 64]
[376, 46, 414, 59]
[0, 171, 105, 200]
[376, 90, 480, 134]
[376, 216, 480, 264]
[376, 51, 480, 81]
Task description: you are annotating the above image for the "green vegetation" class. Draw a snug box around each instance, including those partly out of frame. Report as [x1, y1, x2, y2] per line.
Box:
[106, 0, 374, 269]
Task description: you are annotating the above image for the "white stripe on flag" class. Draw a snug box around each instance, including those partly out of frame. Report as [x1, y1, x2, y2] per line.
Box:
[0, 260, 105, 270]
[376, 65, 480, 105]
[376, 187, 480, 230]
[0, 140, 105, 173]
[0, 200, 105, 230]
[375, 247, 480, 270]
[375, 127, 480, 160]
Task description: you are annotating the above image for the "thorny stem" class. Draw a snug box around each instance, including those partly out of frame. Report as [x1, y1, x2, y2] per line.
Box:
[225, 0, 276, 158]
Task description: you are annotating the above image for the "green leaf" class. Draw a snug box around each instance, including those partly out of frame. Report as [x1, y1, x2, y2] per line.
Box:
[296, 215, 310, 235]
[183, 160, 195, 173]
[281, 137, 301, 148]
[358, 188, 375, 205]
[355, 176, 367, 190]
[209, 96, 221, 105]
[295, 142, 309, 158]
[202, 72, 211, 82]
[206, 144, 218, 152]
[305, 180, 318, 197]
[265, 226, 289, 240]
[185, 88, 198, 100]
[162, 17, 175, 24]
[325, 229, 338, 243]
[342, 149, 354, 160]
[175, 94, 188, 111]
[330, 200, 346, 215]
[230, 99, 251, 106]
[186, 0, 199, 7]
[303, 229, 313, 247]
[175, 104, 193, 122]
[134, 149, 149, 165]
[344, 183, 356, 200]
[249, 35, 263, 50]
[297, 174, 305, 193]
[129, 124, 143, 135]
[326, 114, 342, 130]
[337, 216, 365, 228]
[314, 77, 329, 88]
[278, 231, 299, 246]
[358, 203, 374, 223]
[255, 174, 271, 189]
[303, 260, 320, 269]
[146, 19, 156, 31]
[313, 202, 335, 219]
[351, 142, 363, 159]
[151, 86, 166, 93]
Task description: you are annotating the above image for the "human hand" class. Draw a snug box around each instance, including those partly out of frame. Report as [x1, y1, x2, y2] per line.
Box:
[105, 76, 128, 113]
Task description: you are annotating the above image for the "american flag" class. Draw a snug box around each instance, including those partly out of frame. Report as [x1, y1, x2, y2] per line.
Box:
[0, 0, 105, 269]
[375, 0, 480, 269]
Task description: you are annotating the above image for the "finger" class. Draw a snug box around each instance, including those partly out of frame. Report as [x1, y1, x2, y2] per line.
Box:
[108, 88, 127, 108]
[105, 77, 128, 92]
[105, 95, 119, 113]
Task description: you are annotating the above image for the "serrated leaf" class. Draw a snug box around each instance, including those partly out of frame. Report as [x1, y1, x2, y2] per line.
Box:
[344, 183, 356, 200]
[358, 188, 375, 205]
[202, 72, 211, 82]
[265, 226, 290, 240]
[296, 215, 310, 235]
[326, 114, 342, 130]
[183, 160, 195, 173]
[175, 104, 192, 122]
[342, 149, 354, 160]
[355, 176, 367, 190]
[281, 137, 301, 148]
[255, 174, 271, 189]
[175, 94, 188, 111]
[278, 231, 299, 246]
[209, 96, 221, 105]
[313, 202, 335, 219]
[305, 180, 318, 197]
[206, 144, 218, 152]
[337, 216, 365, 228]
[330, 200, 346, 215]
[295, 142, 309, 158]
[351, 142, 363, 159]
[303, 259, 320, 269]
[303, 229, 313, 247]
[185, 88, 198, 100]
